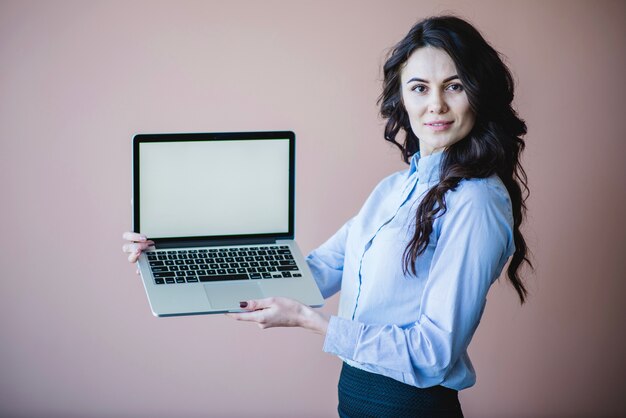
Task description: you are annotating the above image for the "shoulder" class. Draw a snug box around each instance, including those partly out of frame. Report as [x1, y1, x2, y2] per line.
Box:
[368, 167, 411, 198]
[445, 175, 513, 224]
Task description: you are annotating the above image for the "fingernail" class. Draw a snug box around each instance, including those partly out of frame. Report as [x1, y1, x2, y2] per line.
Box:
[239, 301, 248, 308]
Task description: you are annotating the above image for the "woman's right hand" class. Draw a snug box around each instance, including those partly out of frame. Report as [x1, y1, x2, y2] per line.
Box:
[122, 231, 155, 263]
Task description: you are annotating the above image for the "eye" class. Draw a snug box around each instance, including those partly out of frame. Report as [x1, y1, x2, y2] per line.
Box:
[411, 84, 427, 93]
[446, 83, 464, 92]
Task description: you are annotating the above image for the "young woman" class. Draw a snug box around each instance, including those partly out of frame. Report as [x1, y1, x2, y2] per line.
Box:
[123, 15, 530, 417]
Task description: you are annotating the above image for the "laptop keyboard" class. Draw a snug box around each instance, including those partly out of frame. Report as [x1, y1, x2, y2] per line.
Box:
[146, 245, 302, 284]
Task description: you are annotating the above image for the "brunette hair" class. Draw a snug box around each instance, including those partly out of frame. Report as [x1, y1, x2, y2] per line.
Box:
[379, 16, 531, 303]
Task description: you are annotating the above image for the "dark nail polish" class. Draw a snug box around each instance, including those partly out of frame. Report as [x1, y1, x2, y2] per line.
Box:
[239, 301, 248, 308]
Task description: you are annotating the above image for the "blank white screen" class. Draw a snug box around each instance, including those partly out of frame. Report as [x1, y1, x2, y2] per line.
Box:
[139, 139, 290, 238]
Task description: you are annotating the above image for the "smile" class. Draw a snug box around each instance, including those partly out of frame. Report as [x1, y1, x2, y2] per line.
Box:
[425, 121, 453, 131]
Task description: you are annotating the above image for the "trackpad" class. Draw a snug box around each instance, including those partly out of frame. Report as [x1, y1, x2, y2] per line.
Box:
[204, 282, 265, 311]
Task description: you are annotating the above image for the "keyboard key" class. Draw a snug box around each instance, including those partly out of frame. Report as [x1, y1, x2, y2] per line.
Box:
[293, 273, 302, 277]
[262, 273, 272, 279]
[186, 277, 199, 283]
[153, 272, 175, 278]
[250, 273, 262, 279]
[277, 265, 298, 271]
[155, 278, 165, 284]
[199, 274, 248, 282]
[152, 266, 170, 273]
[165, 278, 176, 284]
[176, 278, 186, 283]
[281, 271, 292, 278]
[150, 261, 164, 266]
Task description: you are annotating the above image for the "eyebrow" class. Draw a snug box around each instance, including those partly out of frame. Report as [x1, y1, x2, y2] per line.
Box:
[406, 75, 459, 84]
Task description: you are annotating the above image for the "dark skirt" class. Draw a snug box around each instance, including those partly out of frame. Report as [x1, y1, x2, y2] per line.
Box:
[337, 362, 464, 418]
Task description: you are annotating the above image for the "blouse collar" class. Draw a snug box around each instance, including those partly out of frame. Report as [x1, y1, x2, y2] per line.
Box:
[409, 150, 444, 184]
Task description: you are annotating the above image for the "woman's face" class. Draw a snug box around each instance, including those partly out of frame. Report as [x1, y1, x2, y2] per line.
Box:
[400, 47, 475, 156]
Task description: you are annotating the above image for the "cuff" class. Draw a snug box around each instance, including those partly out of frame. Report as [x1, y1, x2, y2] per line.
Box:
[322, 315, 363, 360]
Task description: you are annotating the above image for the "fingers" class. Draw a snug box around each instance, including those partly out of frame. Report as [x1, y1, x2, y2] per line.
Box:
[122, 241, 154, 253]
[226, 310, 278, 330]
[239, 297, 277, 311]
[122, 231, 148, 242]
[122, 231, 154, 264]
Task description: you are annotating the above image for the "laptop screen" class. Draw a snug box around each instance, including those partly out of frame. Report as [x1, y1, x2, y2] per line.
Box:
[134, 133, 293, 241]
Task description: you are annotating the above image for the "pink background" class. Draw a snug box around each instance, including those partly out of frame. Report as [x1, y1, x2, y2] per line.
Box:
[1, 1, 625, 417]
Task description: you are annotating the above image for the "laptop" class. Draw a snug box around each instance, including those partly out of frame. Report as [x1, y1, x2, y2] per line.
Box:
[132, 131, 324, 316]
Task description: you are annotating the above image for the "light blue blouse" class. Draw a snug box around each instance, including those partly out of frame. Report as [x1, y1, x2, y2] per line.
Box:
[306, 151, 515, 390]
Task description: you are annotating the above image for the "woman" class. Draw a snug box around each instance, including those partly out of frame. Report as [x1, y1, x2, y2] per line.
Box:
[123, 15, 530, 417]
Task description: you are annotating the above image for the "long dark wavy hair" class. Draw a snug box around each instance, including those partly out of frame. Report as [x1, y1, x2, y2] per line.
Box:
[379, 16, 531, 303]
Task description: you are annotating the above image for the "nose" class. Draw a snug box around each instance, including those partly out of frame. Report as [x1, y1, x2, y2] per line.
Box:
[428, 91, 448, 114]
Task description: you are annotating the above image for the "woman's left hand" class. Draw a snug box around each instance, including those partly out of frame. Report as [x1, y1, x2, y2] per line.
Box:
[227, 297, 329, 335]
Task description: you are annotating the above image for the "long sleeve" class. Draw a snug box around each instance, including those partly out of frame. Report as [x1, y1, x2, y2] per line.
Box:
[306, 217, 354, 299]
[323, 179, 514, 388]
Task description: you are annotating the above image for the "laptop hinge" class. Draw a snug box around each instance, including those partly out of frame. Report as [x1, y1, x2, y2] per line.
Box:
[153, 237, 279, 249]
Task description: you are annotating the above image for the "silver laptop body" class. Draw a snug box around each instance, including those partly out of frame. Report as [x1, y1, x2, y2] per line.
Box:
[132, 131, 324, 316]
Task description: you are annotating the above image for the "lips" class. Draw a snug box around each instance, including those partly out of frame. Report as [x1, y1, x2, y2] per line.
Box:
[425, 121, 453, 126]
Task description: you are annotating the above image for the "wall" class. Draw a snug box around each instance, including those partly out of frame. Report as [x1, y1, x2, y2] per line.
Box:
[1, 1, 624, 417]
